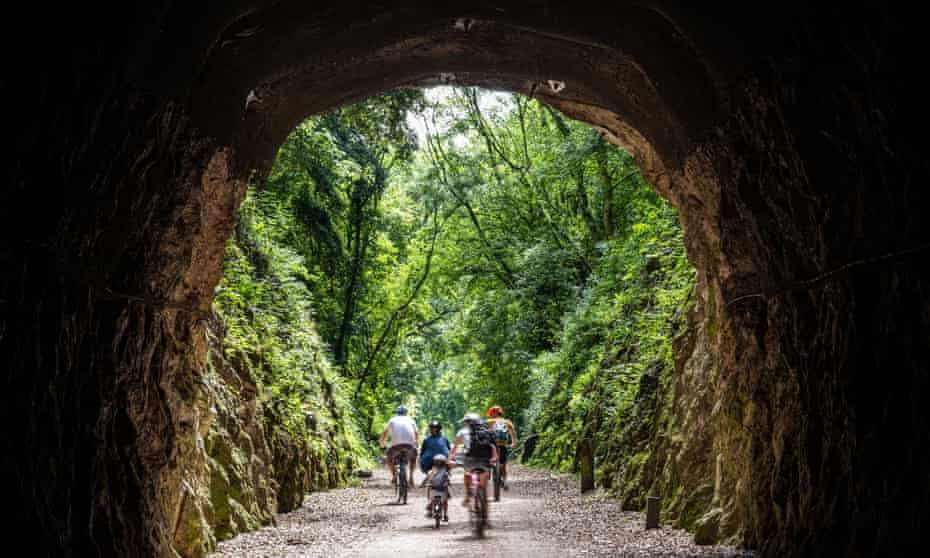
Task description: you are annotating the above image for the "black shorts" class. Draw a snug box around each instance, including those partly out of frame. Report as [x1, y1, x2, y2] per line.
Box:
[464, 456, 491, 472]
[496, 445, 510, 464]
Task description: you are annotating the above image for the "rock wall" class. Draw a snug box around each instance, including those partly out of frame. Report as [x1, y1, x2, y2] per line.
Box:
[602, 283, 735, 541]
[644, 9, 930, 555]
[578, 8, 930, 556]
[171, 302, 358, 557]
[704, 18, 930, 553]
[170, 316, 277, 556]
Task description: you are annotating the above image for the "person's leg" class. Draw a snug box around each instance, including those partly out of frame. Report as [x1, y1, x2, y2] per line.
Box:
[481, 470, 491, 529]
[500, 446, 509, 487]
[445, 484, 452, 518]
[387, 449, 397, 485]
[419, 462, 429, 486]
[462, 470, 472, 506]
[478, 470, 491, 524]
[408, 448, 417, 485]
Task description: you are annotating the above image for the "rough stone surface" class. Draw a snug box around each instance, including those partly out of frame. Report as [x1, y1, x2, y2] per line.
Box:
[3, 3, 928, 558]
[170, 305, 355, 556]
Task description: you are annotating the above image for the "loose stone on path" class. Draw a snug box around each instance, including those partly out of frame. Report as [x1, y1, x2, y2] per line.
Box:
[212, 465, 754, 558]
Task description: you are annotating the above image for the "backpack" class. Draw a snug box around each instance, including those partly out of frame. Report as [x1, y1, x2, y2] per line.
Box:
[491, 419, 511, 445]
[430, 468, 450, 490]
[467, 421, 495, 459]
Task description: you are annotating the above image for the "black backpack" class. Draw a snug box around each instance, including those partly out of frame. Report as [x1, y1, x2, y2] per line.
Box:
[467, 421, 495, 459]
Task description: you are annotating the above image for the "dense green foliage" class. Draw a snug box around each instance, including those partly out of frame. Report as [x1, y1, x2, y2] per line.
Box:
[214, 184, 370, 479]
[215, 87, 694, 492]
[244, 91, 442, 433]
[525, 202, 693, 478]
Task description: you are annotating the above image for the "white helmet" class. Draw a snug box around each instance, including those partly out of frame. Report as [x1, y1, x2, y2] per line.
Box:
[461, 412, 482, 424]
[432, 454, 448, 464]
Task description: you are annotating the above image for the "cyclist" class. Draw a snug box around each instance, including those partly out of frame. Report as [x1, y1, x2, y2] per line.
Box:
[419, 419, 451, 486]
[447, 413, 498, 510]
[423, 454, 451, 522]
[486, 405, 518, 489]
[379, 405, 418, 486]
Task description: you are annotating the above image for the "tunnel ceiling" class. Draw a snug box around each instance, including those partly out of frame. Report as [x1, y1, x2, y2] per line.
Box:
[186, 2, 734, 179]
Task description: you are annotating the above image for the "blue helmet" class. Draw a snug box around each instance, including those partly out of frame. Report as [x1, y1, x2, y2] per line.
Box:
[396, 405, 408, 415]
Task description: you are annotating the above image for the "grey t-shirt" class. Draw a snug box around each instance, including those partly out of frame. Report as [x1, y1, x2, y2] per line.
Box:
[430, 468, 451, 490]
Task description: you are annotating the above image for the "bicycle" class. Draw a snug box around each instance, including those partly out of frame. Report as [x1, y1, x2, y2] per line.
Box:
[428, 487, 447, 529]
[491, 459, 502, 502]
[392, 448, 410, 505]
[467, 467, 488, 537]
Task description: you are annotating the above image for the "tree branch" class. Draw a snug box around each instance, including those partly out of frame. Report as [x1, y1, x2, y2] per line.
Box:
[354, 207, 443, 401]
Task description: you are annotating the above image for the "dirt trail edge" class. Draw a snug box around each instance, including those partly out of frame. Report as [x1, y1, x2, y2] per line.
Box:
[211, 465, 754, 558]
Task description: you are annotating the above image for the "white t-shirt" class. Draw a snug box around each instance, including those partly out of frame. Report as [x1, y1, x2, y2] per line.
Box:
[453, 427, 471, 463]
[385, 415, 418, 447]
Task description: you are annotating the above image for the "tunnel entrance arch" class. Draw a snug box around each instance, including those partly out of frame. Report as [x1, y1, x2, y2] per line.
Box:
[4, 3, 928, 558]
[177, 3, 731, 360]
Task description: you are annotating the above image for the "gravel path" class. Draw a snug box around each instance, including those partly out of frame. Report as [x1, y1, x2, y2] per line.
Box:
[211, 465, 754, 558]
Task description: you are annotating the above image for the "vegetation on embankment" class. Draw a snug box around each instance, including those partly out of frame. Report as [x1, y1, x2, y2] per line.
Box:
[522, 206, 711, 530]
[213, 187, 371, 499]
[523, 196, 693, 476]
[176, 193, 371, 554]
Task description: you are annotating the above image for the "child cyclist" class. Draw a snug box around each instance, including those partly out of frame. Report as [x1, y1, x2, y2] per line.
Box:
[424, 454, 451, 522]
[418, 419, 451, 486]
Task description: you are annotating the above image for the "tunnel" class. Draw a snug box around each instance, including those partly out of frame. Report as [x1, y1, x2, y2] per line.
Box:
[2, 2, 927, 557]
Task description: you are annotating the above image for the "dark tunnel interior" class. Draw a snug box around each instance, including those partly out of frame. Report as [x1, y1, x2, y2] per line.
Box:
[2, 3, 928, 556]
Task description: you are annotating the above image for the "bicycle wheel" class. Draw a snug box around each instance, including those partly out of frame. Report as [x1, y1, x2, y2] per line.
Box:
[493, 464, 501, 502]
[473, 487, 486, 538]
[393, 459, 401, 502]
[398, 460, 408, 504]
[433, 500, 441, 529]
